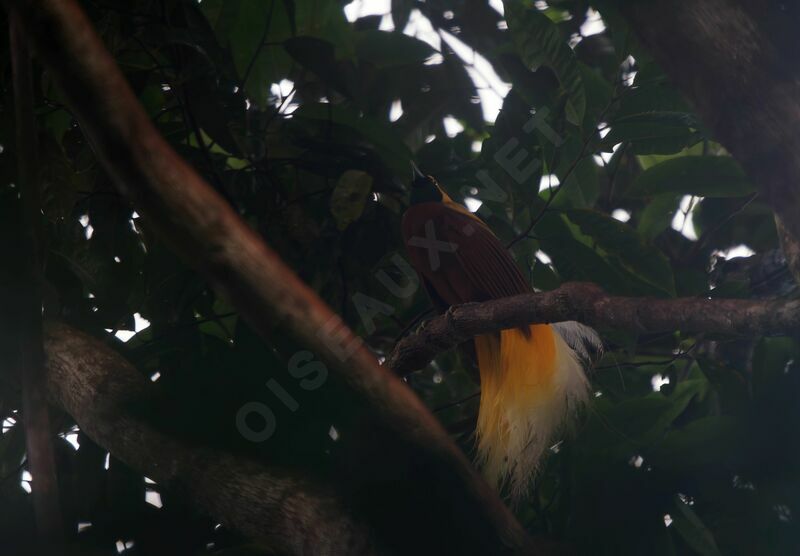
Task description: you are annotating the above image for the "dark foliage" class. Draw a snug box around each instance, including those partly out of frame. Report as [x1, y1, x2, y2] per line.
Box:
[0, 0, 798, 554]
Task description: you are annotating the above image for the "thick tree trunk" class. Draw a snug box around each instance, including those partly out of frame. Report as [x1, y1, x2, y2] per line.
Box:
[8, 9, 64, 550]
[617, 0, 800, 282]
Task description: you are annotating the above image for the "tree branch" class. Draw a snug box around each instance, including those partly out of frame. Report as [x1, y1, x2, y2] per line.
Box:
[387, 282, 800, 375]
[4, 0, 536, 552]
[43, 323, 378, 556]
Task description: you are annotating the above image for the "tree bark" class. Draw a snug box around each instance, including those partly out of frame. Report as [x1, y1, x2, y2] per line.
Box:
[8, 9, 64, 550]
[2, 0, 535, 553]
[387, 282, 800, 374]
[44, 323, 379, 556]
[776, 217, 800, 287]
[617, 0, 800, 282]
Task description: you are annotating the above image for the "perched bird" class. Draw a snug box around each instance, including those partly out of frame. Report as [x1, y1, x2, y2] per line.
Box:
[402, 171, 600, 499]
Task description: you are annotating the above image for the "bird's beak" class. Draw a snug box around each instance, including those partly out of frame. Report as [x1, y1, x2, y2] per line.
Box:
[411, 161, 425, 180]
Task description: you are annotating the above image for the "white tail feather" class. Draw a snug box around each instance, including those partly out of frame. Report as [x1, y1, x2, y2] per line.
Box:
[552, 321, 603, 362]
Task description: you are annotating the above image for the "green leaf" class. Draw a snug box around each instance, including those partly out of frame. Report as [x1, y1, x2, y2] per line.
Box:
[294, 0, 355, 60]
[629, 156, 755, 198]
[354, 31, 436, 68]
[504, 0, 585, 125]
[198, 296, 239, 342]
[41, 108, 73, 143]
[578, 62, 613, 126]
[565, 209, 676, 296]
[590, 0, 646, 62]
[671, 495, 722, 556]
[753, 337, 800, 389]
[202, 0, 293, 107]
[578, 375, 709, 463]
[652, 416, 741, 468]
[541, 231, 633, 291]
[552, 135, 600, 208]
[535, 212, 662, 296]
[284, 37, 353, 97]
[605, 78, 705, 154]
[638, 194, 681, 241]
[40, 72, 74, 141]
[291, 103, 412, 174]
[603, 114, 704, 155]
[331, 170, 373, 230]
[636, 142, 708, 170]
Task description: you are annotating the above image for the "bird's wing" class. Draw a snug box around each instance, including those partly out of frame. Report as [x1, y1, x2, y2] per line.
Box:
[439, 208, 531, 300]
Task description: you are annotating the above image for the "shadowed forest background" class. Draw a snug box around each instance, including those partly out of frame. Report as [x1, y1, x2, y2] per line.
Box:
[1, 0, 800, 555]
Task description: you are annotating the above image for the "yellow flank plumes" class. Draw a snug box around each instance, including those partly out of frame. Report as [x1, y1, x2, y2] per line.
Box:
[475, 324, 589, 500]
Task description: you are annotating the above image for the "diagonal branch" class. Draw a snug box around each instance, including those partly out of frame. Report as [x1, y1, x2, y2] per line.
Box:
[3, 0, 537, 552]
[43, 323, 378, 556]
[387, 282, 800, 375]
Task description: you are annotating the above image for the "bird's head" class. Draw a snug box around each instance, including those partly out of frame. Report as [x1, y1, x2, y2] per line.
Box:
[410, 165, 444, 205]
